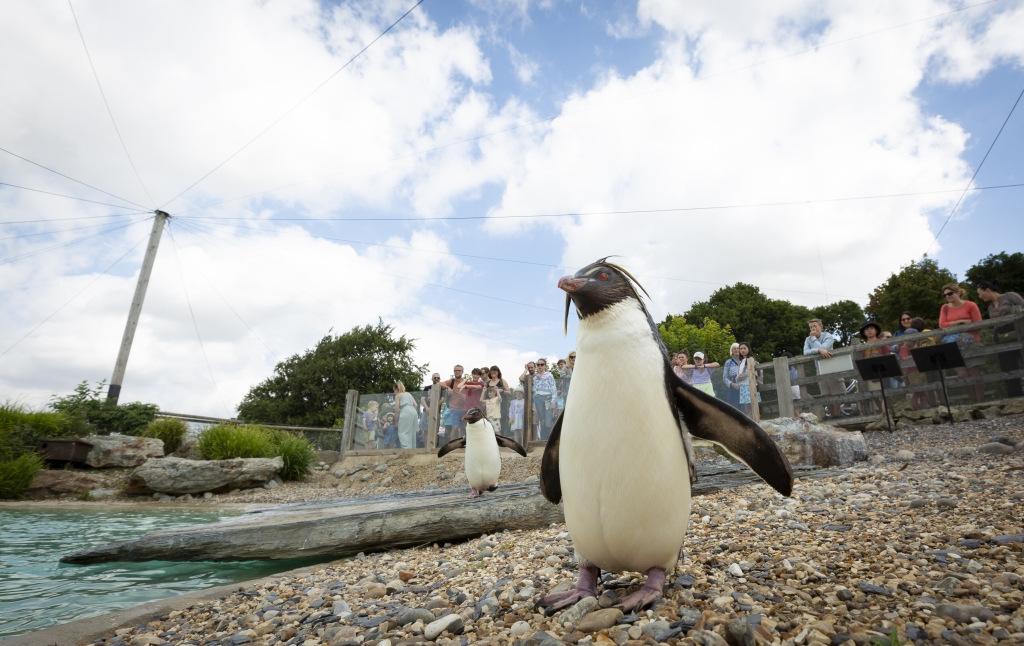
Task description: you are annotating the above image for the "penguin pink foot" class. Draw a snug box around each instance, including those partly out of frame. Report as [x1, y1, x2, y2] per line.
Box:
[470, 489, 480, 498]
[615, 567, 665, 612]
[536, 564, 599, 616]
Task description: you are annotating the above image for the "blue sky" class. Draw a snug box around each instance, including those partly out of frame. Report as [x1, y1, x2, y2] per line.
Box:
[1, 0, 1022, 413]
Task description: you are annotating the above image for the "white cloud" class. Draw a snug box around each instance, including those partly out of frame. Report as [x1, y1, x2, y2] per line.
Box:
[508, 44, 540, 84]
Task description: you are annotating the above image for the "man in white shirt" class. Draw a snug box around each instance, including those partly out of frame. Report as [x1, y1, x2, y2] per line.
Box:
[803, 319, 844, 418]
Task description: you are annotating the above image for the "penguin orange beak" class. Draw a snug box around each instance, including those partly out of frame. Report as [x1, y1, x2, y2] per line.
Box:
[558, 276, 588, 293]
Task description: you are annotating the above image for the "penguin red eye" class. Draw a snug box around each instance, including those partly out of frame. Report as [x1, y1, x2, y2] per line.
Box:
[598, 272, 608, 281]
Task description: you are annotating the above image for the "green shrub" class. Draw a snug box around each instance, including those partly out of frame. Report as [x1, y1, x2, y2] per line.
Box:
[142, 417, 188, 455]
[0, 453, 44, 499]
[270, 432, 315, 481]
[50, 380, 158, 436]
[0, 402, 69, 459]
[197, 424, 275, 460]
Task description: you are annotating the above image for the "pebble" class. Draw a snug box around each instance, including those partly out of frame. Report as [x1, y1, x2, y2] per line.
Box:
[560, 596, 599, 625]
[978, 442, 1014, 455]
[894, 449, 915, 461]
[935, 602, 995, 624]
[424, 613, 464, 640]
[576, 608, 622, 632]
[510, 620, 531, 636]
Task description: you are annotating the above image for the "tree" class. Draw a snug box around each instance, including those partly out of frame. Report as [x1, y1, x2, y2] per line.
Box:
[865, 258, 960, 331]
[965, 252, 1024, 297]
[811, 300, 865, 346]
[237, 320, 426, 427]
[658, 316, 737, 364]
[50, 380, 159, 436]
[683, 283, 812, 360]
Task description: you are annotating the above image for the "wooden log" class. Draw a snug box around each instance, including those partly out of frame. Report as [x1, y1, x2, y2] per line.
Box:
[59, 465, 827, 565]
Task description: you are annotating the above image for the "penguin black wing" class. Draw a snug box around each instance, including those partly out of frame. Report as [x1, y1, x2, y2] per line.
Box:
[667, 369, 794, 496]
[495, 435, 528, 457]
[436, 437, 467, 458]
[539, 410, 563, 504]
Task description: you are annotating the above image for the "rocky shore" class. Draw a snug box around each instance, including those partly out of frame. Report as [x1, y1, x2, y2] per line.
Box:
[81, 415, 1024, 646]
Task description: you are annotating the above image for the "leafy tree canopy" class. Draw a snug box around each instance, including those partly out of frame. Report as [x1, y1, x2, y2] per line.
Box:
[683, 283, 813, 360]
[865, 258, 960, 331]
[658, 316, 737, 364]
[810, 300, 865, 347]
[50, 380, 159, 436]
[965, 252, 1024, 297]
[237, 320, 426, 427]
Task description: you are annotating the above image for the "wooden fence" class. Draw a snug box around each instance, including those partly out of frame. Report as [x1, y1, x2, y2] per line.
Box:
[749, 312, 1024, 427]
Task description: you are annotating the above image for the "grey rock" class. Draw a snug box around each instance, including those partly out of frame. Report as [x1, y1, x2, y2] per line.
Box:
[641, 620, 671, 636]
[936, 498, 958, 509]
[26, 470, 109, 495]
[374, 464, 389, 473]
[524, 475, 539, 484]
[125, 456, 284, 495]
[560, 596, 599, 625]
[598, 589, 618, 608]
[359, 473, 372, 482]
[381, 476, 393, 487]
[857, 582, 892, 596]
[672, 573, 696, 589]
[439, 472, 452, 481]
[510, 620, 531, 637]
[991, 534, 1024, 545]
[522, 631, 561, 646]
[424, 613, 463, 640]
[909, 499, 930, 508]
[905, 624, 926, 641]
[396, 607, 434, 626]
[203, 492, 213, 499]
[951, 446, 975, 456]
[894, 449, 915, 461]
[677, 608, 703, 625]
[424, 483, 439, 490]
[935, 603, 994, 624]
[978, 442, 1014, 455]
[759, 417, 868, 467]
[264, 479, 278, 489]
[577, 608, 622, 633]
[84, 434, 164, 468]
[836, 588, 854, 601]
[725, 617, 755, 646]
[88, 488, 116, 499]
[347, 465, 366, 475]
[936, 576, 960, 595]
[989, 435, 1016, 447]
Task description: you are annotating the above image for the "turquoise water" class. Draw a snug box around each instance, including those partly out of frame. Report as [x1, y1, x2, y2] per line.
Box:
[0, 509, 324, 640]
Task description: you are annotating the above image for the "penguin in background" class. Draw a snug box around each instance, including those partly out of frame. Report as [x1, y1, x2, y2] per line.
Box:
[537, 258, 794, 613]
[437, 408, 528, 497]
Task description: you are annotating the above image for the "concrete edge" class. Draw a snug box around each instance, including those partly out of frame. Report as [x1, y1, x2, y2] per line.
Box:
[1, 560, 343, 646]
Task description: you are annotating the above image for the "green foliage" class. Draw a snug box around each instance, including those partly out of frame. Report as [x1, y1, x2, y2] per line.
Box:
[0, 402, 69, 459]
[868, 628, 904, 646]
[50, 380, 158, 436]
[810, 300, 866, 346]
[965, 251, 1024, 297]
[196, 424, 314, 481]
[684, 283, 813, 359]
[197, 424, 275, 460]
[142, 417, 188, 455]
[865, 258, 960, 331]
[238, 320, 427, 427]
[270, 431, 315, 481]
[0, 453, 44, 499]
[658, 316, 737, 363]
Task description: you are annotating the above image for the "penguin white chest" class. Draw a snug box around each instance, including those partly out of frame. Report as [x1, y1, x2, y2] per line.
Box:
[560, 301, 692, 574]
[464, 422, 501, 491]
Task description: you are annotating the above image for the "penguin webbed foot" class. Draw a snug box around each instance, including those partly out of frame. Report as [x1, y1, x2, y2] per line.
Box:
[614, 567, 665, 612]
[470, 489, 481, 498]
[536, 564, 599, 616]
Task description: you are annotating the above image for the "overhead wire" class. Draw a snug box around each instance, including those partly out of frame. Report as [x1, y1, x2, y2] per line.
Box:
[160, 0, 427, 209]
[0, 181, 149, 210]
[170, 219, 550, 354]
[0, 210, 151, 226]
[925, 84, 1023, 254]
[68, 0, 155, 207]
[0, 217, 153, 242]
[177, 218, 562, 312]
[165, 221, 279, 359]
[165, 227, 231, 415]
[0, 145, 149, 210]
[170, 0, 1005, 217]
[0, 232, 151, 360]
[0, 217, 152, 267]
[176, 182, 1024, 223]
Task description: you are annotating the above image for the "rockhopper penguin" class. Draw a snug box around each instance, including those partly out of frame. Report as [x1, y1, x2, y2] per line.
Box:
[437, 408, 528, 497]
[537, 258, 794, 613]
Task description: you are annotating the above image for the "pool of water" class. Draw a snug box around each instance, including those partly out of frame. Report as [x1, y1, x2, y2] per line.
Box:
[0, 509, 325, 640]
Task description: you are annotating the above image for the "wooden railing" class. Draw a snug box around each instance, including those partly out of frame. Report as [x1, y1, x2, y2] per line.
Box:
[752, 312, 1024, 427]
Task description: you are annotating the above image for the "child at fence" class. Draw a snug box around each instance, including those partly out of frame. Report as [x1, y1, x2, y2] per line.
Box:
[482, 385, 503, 432]
[508, 388, 526, 446]
[898, 326, 928, 410]
[688, 352, 720, 396]
[363, 401, 380, 449]
[381, 412, 398, 449]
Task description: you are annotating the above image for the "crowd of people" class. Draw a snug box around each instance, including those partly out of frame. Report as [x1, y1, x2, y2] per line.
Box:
[357, 281, 1021, 448]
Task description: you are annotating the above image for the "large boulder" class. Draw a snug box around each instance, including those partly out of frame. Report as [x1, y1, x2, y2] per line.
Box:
[760, 415, 868, 467]
[27, 469, 107, 495]
[84, 434, 164, 468]
[126, 456, 284, 494]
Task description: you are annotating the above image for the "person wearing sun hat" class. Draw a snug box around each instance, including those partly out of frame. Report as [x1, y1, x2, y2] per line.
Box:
[858, 320, 890, 414]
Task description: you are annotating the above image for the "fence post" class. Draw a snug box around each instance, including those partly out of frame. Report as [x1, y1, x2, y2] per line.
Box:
[524, 376, 534, 444]
[773, 355, 794, 418]
[747, 360, 761, 423]
[340, 389, 358, 459]
[428, 385, 441, 449]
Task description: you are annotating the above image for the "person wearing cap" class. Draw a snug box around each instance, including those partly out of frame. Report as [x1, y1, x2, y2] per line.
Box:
[803, 318, 844, 419]
[687, 351, 720, 396]
[859, 321, 891, 415]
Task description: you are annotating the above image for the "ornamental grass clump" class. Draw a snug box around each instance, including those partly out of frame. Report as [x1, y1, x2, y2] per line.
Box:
[0, 402, 66, 498]
[142, 417, 188, 455]
[0, 453, 45, 499]
[196, 424, 314, 481]
[197, 424, 275, 460]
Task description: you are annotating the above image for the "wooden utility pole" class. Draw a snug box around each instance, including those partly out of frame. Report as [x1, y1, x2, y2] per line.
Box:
[106, 211, 169, 405]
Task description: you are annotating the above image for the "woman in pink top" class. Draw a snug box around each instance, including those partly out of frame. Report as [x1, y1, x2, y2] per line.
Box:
[938, 282, 985, 402]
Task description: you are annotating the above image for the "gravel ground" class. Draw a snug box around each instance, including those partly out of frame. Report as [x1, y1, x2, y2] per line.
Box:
[88, 415, 1024, 646]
